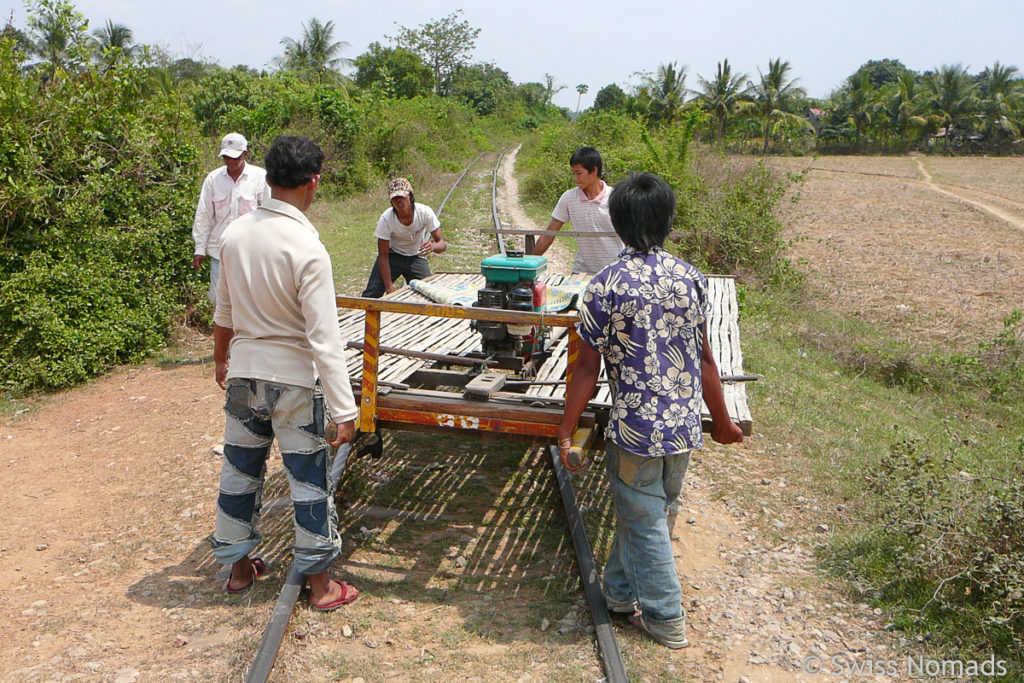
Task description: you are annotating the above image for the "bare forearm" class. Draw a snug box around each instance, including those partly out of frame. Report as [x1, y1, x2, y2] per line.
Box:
[557, 344, 600, 442]
[535, 219, 563, 256]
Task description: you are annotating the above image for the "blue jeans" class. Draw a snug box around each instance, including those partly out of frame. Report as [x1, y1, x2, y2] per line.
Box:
[602, 442, 690, 627]
[210, 378, 342, 575]
[361, 251, 432, 298]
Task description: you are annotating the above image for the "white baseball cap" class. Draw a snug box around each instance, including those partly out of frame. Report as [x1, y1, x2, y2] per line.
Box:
[219, 133, 248, 159]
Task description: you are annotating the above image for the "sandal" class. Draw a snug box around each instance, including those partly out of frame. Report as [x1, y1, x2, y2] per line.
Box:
[310, 579, 360, 612]
[225, 557, 267, 593]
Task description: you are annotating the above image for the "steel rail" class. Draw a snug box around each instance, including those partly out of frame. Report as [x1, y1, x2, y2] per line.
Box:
[491, 145, 511, 255]
[548, 445, 629, 683]
[437, 151, 484, 218]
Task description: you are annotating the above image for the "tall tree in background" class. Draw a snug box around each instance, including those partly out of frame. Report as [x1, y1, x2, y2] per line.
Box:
[543, 73, 564, 105]
[696, 59, 750, 144]
[978, 62, 1022, 142]
[750, 57, 808, 153]
[575, 83, 588, 114]
[24, 0, 90, 80]
[280, 18, 351, 84]
[91, 19, 136, 67]
[593, 83, 627, 113]
[354, 41, 433, 98]
[923, 63, 978, 140]
[390, 10, 480, 96]
[841, 70, 881, 151]
[879, 69, 930, 150]
[639, 61, 688, 125]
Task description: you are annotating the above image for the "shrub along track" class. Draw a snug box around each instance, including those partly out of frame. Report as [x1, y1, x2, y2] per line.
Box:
[0, 151, 916, 682]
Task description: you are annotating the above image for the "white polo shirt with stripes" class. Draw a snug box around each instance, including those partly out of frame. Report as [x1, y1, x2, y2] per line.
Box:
[552, 181, 624, 274]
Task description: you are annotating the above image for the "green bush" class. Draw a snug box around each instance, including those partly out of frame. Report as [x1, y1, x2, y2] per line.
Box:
[0, 42, 202, 394]
[518, 111, 799, 284]
[823, 431, 1024, 673]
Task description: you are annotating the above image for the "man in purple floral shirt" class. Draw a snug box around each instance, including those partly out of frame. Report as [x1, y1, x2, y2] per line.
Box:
[558, 172, 743, 649]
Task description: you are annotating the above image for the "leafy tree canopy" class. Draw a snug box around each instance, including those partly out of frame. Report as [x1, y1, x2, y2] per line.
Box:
[354, 41, 433, 98]
[390, 10, 480, 96]
[593, 83, 627, 113]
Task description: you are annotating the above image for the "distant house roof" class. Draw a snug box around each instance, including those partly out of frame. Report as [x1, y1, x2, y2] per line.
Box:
[809, 108, 825, 116]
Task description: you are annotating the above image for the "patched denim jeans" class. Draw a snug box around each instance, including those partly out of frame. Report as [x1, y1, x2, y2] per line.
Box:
[210, 378, 342, 575]
[602, 442, 690, 627]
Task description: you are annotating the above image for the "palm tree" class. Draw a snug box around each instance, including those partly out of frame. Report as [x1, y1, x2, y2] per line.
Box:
[749, 58, 809, 153]
[280, 18, 351, 83]
[879, 69, 931, 150]
[92, 19, 137, 66]
[575, 83, 588, 114]
[978, 62, 1022, 142]
[923, 63, 978, 141]
[841, 70, 881, 151]
[696, 59, 750, 144]
[640, 62, 688, 125]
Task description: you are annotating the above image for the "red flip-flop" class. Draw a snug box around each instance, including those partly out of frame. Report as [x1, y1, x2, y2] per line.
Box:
[310, 579, 359, 612]
[225, 557, 267, 593]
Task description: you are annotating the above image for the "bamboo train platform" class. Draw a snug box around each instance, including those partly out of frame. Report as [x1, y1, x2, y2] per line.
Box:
[335, 272, 753, 441]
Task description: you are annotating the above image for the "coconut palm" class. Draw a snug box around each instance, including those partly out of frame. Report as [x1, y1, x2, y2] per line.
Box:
[695, 59, 750, 144]
[923, 64, 979, 140]
[878, 69, 931, 150]
[749, 58, 809, 153]
[92, 19, 137, 66]
[640, 62, 688, 125]
[280, 18, 351, 83]
[978, 62, 1022, 142]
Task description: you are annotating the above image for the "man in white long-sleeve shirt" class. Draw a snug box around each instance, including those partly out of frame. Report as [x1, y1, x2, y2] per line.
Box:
[209, 135, 360, 612]
[192, 132, 270, 305]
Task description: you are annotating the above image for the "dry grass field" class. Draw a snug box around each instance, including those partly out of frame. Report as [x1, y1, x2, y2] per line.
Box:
[772, 155, 1024, 351]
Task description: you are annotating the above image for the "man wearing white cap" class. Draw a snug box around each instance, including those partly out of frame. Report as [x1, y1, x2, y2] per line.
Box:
[192, 132, 270, 305]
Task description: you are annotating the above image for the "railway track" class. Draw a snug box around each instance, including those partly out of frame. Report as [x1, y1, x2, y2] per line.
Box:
[243, 147, 629, 683]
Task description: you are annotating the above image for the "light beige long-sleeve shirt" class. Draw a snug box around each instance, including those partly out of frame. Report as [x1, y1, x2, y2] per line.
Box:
[213, 198, 357, 423]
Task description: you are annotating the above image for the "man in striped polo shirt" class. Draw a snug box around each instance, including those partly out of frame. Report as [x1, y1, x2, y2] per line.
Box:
[534, 146, 624, 274]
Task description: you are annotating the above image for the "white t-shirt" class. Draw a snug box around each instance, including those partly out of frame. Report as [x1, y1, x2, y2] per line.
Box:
[374, 204, 441, 256]
[552, 181, 624, 274]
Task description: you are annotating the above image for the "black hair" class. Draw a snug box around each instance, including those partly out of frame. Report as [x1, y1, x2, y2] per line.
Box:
[265, 135, 324, 189]
[607, 172, 676, 252]
[569, 146, 602, 178]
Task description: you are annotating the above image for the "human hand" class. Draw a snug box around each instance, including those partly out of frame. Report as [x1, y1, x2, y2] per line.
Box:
[215, 360, 229, 389]
[325, 420, 356, 447]
[711, 420, 744, 445]
[418, 241, 434, 257]
[192, 254, 205, 269]
[384, 282, 397, 294]
[558, 439, 587, 471]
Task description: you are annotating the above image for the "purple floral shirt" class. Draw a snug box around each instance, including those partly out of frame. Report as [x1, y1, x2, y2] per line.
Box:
[577, 246, 709, 456]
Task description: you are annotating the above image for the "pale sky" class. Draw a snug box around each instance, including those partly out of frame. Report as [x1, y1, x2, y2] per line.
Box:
[4, 0, 1022, 109]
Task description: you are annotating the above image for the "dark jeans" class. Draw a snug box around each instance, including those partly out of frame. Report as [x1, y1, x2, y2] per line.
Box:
[361, 251, 432, 298]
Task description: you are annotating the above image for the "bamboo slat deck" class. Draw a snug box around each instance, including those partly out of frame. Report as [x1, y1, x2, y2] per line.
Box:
[336, 272, 753, 434]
